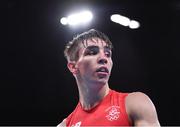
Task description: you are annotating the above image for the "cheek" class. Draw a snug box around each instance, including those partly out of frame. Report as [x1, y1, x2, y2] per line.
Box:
[77, 59, 94, 72]
[109, 59, 113, 69]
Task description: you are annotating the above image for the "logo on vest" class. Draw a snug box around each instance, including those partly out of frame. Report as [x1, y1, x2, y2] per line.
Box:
[71, 121, 81, 127]
[105, 106, 120, 121]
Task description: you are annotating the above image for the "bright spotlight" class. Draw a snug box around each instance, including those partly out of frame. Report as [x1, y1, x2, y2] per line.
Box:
[110, 14, 140, 29]
[60, 17, 68, 25]
[110, 14, 130, 27]
[129, 20, 140, 29]
[60, 10, 93, 26]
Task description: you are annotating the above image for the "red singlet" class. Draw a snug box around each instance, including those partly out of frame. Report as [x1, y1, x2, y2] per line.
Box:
[66, 89, 132, 126]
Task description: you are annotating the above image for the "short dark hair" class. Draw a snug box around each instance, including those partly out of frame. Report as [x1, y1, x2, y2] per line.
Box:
[64, 29, 113, 61]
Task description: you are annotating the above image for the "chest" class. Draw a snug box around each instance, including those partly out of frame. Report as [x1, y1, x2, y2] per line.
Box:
[69, 104, 129, 126]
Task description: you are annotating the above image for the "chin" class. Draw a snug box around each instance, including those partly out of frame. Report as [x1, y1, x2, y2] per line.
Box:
[96, 78, 108, 85]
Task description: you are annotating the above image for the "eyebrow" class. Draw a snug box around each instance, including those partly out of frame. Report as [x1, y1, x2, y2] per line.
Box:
[85, 45, 98, 50]
[104, 45, 111, 51]
[85, 45, 111, 51]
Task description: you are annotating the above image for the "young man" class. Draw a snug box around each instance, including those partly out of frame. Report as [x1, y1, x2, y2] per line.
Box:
[57, 29, 160, 126]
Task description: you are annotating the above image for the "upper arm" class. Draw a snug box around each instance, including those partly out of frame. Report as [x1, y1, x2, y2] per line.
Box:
[57, 119, 66, 127]
[126, 92, 160, 126]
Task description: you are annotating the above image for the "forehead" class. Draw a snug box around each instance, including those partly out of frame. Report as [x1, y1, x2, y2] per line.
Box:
[82, 38, 108, 48]
[77, 38, 109, 56]
[77, 38, 111, 59]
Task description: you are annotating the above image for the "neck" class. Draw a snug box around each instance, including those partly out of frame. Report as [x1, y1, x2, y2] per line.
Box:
[77, 80, 110, 110]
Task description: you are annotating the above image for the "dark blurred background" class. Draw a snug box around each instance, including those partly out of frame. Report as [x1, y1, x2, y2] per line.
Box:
[5, 0, 180, 125]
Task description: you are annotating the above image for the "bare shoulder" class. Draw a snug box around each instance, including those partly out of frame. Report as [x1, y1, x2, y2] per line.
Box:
[126, 92, 152, 104]
[57, 119, 66, 127]
[126, 92, 156, 114]
[125, 92, 160, 126]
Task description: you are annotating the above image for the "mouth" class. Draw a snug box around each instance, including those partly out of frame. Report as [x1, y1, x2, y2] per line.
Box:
[96, 66, 109, 74]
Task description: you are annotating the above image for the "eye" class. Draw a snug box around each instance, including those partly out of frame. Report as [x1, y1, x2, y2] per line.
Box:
[89, 50, 97, 55]
[105, 50, 112, 57]
[104, 47, 112, 57]
[85, 49, 98, 55]
[84, 46, 99, 56]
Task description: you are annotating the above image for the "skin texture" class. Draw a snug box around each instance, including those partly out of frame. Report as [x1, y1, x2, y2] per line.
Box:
[58, 38, 160, 127]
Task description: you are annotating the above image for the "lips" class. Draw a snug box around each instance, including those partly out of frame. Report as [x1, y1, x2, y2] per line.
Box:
[96, 66, 109, 74]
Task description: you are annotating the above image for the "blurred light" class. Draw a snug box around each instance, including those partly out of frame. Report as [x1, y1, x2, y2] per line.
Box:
[60, 10, 93, 26]
[110, 14, 140, 29]
[60, 17, 68, 25]
[129, 20, 140, 29]
[110, 14, 130, 26]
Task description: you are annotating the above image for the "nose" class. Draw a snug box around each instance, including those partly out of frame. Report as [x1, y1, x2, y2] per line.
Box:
[98, 58, 108, 64]
[97, 51, 108, 65]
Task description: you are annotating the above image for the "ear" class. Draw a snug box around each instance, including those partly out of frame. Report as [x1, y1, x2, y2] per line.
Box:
[67, 61, 78, 74]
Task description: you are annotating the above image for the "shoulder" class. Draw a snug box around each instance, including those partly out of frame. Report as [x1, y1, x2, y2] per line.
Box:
[125, 92, 155, 113]
[57, 103, 80, 127]
[126, 92, 152, 104]
[57, 119, 66, 127]
[125, 92, 160, 126]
